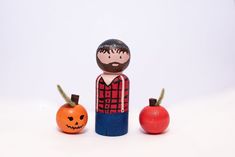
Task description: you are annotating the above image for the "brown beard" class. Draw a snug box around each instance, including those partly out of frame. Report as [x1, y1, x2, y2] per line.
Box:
[96, 58, 130, 73]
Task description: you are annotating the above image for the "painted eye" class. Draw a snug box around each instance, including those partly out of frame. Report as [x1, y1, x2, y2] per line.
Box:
[68, 117, 73, 121]
[120, 56, 122, 59]
[108, 56, 111, 58]
[80, 115, 84, 120]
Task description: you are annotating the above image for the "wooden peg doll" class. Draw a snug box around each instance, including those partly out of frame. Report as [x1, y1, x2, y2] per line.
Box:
[95, 39, 131, 136]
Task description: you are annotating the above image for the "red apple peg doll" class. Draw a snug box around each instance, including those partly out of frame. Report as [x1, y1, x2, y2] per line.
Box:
[139, 89, 170, 134]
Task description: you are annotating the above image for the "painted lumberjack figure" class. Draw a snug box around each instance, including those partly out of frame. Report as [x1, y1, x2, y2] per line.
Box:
[95, 39, 130, 136]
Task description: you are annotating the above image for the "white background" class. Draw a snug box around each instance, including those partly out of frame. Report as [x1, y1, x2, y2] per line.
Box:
[0, 0, 235, 157]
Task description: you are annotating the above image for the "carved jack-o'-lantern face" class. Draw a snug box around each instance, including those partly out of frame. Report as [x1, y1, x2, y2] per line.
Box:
[56, 85, 88, 134]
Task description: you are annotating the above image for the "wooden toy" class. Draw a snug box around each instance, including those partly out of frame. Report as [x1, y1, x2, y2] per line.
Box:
[95, 39, 131, 136]
[56, 85, 88, 134]
[139, 89, 170, 134]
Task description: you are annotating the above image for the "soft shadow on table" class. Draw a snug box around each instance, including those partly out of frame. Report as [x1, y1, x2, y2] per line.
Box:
[139, 128, 169, 135]
[56, 128, 89, 135]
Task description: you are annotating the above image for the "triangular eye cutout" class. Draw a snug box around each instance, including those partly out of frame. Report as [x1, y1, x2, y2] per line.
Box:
[80, 115, 84, 120]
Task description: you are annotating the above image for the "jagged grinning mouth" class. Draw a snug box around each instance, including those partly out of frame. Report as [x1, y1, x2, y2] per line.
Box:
[66, 124, 83, 130]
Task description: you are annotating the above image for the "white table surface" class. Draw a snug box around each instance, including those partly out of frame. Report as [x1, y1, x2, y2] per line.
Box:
[0, 90, 235, 157]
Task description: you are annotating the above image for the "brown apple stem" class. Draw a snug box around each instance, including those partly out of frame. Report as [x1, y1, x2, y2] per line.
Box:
[149, 98, 157, 106]
[57, 85, 76, 107]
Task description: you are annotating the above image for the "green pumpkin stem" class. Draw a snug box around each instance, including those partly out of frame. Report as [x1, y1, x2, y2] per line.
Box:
[57, 85, 76, 107]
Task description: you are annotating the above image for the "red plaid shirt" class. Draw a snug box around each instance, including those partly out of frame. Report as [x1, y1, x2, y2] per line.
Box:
[96, 74, 129, 114]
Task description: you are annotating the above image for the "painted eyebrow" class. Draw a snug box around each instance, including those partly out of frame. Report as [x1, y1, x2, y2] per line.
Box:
[98, 48, 128, 54]
[98, 49, 110, 54]
[108, 49, 127, 54]
[117, 49, 128, 54]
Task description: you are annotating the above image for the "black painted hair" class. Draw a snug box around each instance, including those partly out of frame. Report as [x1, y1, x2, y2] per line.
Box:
[97, 39, 130, 54]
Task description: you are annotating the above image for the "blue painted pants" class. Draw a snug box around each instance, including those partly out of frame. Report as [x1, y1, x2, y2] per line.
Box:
[95, 112, 128, 136]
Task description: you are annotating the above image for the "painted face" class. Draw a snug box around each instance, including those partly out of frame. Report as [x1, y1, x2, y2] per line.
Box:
[56, 104, 88, 134]
[96, 48, 130, 73]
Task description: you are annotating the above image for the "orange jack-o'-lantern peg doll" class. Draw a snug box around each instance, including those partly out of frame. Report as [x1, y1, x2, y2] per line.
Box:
[95, 39, 130, 136]
[56, 85, 88, 134]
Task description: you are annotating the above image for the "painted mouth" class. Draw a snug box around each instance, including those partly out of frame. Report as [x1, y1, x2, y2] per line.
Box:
[112, 63, 119, 66]
[66, 124, 83, 130]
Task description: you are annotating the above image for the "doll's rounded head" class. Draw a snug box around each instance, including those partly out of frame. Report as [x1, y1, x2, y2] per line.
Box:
[96, 39, 131, 73]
